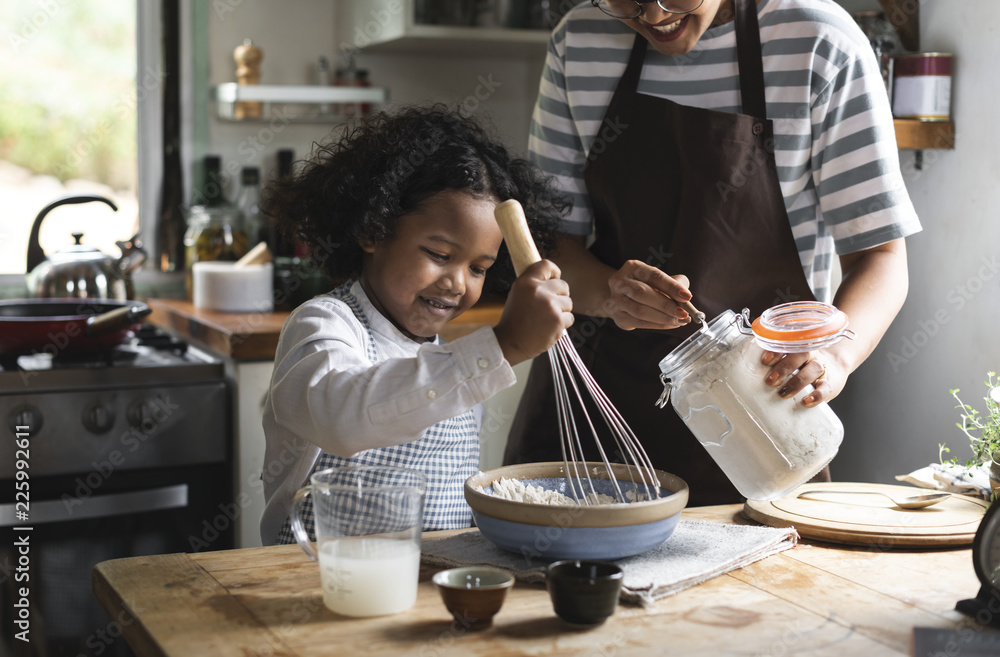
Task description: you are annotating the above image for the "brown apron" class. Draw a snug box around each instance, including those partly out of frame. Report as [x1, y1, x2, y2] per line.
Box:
[503, 0, 820, 506]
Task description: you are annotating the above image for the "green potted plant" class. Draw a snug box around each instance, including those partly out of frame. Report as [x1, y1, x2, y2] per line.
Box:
[940, 371, 1000, 498]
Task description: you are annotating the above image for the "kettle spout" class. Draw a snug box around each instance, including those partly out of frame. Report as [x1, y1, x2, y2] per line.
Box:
[116, 233, 147, 274]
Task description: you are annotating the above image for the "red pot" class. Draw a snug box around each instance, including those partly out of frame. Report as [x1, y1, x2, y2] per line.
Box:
[0, 299, 151, 356]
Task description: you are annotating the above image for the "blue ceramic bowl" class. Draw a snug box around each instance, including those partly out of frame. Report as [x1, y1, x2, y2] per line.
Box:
[465, 462, 688, 561]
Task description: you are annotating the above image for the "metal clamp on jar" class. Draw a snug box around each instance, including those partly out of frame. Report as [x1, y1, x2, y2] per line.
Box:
[656, 302, 854, 501]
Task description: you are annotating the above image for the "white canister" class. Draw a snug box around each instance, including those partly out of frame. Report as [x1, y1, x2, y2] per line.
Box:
[193, 262, 274, 313]
[892, 53, 953, 121]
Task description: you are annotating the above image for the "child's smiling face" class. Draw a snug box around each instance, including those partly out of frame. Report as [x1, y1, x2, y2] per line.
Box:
[360, 189, 504, 341]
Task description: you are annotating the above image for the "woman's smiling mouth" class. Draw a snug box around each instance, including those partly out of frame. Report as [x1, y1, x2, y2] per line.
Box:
[645, 15, 689, 42]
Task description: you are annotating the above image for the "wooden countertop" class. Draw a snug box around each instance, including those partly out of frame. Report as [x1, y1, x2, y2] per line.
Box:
[92, 504, 988, 657]
[146, 298, 504, 361]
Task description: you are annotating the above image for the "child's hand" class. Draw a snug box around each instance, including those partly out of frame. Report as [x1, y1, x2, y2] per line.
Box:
[494, 260, 573, 366]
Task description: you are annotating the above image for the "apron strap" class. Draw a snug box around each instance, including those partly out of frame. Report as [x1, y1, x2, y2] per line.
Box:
[734, 0, 767, 119]
[620, 34, 648, 96]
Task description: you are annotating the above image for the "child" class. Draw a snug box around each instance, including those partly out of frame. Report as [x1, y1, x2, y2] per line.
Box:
[258, 105, 574, 545]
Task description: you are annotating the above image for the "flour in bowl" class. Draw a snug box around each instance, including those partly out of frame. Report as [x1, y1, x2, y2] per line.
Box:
[477, 477, 649, 505]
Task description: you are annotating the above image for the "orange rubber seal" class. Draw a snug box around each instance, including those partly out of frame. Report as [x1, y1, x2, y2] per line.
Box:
[751, 303, 848, 342]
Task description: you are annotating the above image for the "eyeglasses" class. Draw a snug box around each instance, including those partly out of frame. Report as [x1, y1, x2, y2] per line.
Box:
[591, 0, 705, 20]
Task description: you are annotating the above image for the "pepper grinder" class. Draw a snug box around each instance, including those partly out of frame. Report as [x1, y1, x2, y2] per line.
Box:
[233, 38, 263, 119]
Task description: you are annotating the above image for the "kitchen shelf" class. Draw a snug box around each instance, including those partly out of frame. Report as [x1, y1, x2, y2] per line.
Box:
[212, 83, 389, 122]
[344, 25, 549, 57]
[894, 119, 955, 149]
[336, 1, 549, 58]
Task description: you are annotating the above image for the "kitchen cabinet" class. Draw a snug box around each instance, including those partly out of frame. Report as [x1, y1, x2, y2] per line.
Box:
[335, 0, 549, 57]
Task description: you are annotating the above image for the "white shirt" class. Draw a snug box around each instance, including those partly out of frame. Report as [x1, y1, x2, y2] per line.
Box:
[259, 280, 517, 545]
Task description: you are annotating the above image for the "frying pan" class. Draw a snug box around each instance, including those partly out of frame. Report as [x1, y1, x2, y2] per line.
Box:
[0, 299, 152, 356]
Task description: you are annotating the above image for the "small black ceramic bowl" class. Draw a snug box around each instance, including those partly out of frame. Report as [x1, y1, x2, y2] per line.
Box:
[545, 560, 624, 626]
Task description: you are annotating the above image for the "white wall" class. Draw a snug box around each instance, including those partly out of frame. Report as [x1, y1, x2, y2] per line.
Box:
[830, 1, 1000, 482]
[205, 1, 544, 194]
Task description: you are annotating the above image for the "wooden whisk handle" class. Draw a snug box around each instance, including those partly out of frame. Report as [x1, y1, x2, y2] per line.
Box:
[494, 199, 541, 277]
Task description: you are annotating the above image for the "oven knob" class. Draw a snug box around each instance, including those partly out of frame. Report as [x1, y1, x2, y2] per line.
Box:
[82, 401, 116, 434]
[127, 397, 159, 428]
[9, 405, 43, 437]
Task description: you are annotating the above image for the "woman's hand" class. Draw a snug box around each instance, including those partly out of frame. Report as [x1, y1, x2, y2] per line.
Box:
[763, 238, 910, 408]
[761, 349, 847, 407]
[548, 235, 697, 330]
[494, 260, 574, 366]
[605, 260, 697, 331]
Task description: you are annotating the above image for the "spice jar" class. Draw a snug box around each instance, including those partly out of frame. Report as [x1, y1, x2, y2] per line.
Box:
[183, 205, 248, 298]
[656, 302, 853, 501]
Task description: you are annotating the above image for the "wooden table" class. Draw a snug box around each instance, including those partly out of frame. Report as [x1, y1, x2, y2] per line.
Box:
[93, 505, 990, 657]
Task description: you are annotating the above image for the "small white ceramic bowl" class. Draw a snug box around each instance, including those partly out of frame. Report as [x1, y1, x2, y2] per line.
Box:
[193, 261, 273, 313]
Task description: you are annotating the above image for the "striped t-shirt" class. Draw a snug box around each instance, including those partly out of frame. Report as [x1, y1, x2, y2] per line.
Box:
[529, 0, 921, 302]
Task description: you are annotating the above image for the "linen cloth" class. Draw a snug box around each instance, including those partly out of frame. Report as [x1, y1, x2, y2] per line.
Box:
[261, 280, 516, 546]
[420, 519, 798, 606]
[896, 463, 992, 500]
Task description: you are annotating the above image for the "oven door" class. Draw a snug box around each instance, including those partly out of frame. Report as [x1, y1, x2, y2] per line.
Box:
[0, 464, 233, 657]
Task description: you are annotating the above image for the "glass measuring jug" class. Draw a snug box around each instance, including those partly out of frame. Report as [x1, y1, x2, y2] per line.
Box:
[656, 302, 854, 500]
[290, 466, 426, 617]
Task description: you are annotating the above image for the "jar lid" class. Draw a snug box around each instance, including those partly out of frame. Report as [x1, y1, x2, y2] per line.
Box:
[658, 309, 741, 378]
[751, 302, 851, 353]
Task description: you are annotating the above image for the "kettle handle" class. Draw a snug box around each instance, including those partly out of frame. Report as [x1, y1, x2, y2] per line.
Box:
[26, 195, 119, 273]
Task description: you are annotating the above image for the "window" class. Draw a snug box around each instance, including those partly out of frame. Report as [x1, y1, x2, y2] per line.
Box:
[0, 1, 140, 278]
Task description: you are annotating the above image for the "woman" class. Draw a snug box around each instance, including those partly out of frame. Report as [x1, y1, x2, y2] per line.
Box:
[503, 0, 921, 505]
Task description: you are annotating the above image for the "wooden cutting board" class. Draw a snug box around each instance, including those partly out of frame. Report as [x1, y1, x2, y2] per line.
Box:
[743, 482, 989, 547]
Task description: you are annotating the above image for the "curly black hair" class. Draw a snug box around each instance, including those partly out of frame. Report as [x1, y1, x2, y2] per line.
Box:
[260, 104, 570, 294]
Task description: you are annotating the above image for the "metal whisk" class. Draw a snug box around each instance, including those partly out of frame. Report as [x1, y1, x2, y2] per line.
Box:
[494, 200, 662, 505]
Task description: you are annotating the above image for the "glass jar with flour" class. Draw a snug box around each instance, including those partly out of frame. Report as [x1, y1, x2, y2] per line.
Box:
[656, 302, 854, 501]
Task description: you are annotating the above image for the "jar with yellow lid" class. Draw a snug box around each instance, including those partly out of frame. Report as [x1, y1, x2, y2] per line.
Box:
[656, 302, 854, 500]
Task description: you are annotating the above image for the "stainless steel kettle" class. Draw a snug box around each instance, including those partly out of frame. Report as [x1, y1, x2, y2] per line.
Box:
[25, 195, 146, 301]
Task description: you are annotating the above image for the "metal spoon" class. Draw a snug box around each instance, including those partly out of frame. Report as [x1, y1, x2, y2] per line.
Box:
[796, 488, 951, 510]
[678, 300, 706, 328]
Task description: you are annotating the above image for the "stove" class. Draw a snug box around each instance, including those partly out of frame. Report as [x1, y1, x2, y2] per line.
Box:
[1, 323, 233, 657]
[1, 324, 228, 480]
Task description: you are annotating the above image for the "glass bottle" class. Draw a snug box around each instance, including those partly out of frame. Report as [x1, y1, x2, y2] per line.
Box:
[183, 155, 248, 297]
[235, 166, 262, 249]
[656, 302, 853, 500]
[853, 11, 898, 92]
[355, 68, 372, 117]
